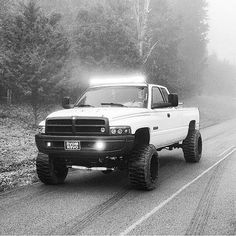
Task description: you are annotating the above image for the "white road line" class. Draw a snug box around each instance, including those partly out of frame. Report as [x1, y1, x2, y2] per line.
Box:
[218, 146, 234, 157]
[120, 147, 236, 236]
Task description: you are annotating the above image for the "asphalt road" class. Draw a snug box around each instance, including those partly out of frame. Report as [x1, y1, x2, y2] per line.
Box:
[0, 119, 236, 235]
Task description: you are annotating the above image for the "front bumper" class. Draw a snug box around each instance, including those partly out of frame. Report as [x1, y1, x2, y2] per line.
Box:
[35, 134, 135, 159]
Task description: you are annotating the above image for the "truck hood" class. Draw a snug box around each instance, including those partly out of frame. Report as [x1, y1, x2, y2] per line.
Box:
[47, 107, 149, 121]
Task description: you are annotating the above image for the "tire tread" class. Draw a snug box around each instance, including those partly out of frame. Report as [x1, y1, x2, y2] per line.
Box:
[183, 130, 202, 163]
[36, 154, 68, 185]
[128, 145, 158, 190]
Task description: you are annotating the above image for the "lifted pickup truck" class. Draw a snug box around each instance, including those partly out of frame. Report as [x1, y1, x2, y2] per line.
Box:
[35, 77, 202, 190]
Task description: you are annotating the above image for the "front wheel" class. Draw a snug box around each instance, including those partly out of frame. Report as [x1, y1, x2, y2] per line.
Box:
[182, 130, 202, 163]
[36, 153, 68, 185]
[128, 145, 159, 190]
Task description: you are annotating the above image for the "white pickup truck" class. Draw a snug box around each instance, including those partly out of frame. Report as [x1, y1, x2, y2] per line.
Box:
[35, 77, 202, 190]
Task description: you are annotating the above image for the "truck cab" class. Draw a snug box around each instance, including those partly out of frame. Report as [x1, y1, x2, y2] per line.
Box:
[35, 75, 202, 190]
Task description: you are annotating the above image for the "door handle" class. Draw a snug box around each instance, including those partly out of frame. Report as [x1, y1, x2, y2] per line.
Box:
[167, 113, 170, 118]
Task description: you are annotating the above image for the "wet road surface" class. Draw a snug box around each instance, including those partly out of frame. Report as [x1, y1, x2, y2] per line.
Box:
[0, 119, 236, 235]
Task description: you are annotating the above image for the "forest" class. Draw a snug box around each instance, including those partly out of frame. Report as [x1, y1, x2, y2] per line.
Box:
[1, 0, 236, 193]
[0, 0, 235, 123]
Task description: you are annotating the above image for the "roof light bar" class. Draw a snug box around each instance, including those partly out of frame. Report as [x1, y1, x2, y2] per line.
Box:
[90, 75, 146, 86]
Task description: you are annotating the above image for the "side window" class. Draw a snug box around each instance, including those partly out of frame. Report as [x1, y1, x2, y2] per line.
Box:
[152, 87, 164, 108]
[160, 88, 169, 102]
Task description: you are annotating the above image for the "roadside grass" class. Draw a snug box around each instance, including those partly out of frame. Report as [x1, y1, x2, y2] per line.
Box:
[0, 104, 59, 192]
[0, 95, 235, 192]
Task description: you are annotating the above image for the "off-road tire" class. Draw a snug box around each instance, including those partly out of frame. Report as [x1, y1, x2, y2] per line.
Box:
[128, 145, 159, 190]
[36, 153, 68, 185]
[182, 129, 202, 163]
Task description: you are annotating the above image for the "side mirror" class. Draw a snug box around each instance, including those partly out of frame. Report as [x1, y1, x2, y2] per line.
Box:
[168, 93, 178, 107]
[62, 97, 74, 109]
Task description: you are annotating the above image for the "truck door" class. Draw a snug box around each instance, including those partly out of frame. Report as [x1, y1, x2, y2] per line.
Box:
[149, 86, 177, 148]
[160, 87, 189, 144]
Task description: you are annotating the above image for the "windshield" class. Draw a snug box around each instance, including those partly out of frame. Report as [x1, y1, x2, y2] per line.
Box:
[76, 86, 148, 108]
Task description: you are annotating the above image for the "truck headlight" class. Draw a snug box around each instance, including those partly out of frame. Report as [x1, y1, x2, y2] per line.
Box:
[38, 125, 45, 134]
[109, 126, 131, 135]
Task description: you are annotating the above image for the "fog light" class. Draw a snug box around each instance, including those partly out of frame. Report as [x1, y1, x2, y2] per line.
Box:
[46, 142, 52, 147]
[95, 141, 105, 151]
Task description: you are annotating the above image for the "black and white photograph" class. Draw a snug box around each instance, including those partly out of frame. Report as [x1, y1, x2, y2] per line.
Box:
[0, 0, 236, 235]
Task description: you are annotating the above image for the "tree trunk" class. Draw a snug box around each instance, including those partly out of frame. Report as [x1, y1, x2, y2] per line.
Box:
[7, 89, 12, 105]
[32, 102, 39, 127]
[133, 0, 150, 59]
[31, 88, 39, 126]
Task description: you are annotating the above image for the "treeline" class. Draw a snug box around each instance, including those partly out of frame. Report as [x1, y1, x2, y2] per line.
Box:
[0, 0, 208, 122]
[203, 54, 236, 96]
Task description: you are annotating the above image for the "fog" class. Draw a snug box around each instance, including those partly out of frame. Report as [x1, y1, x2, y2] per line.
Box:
[1, 0, 236, 204]
[207, 0, 236, 64]
[1, 0, 236, 107]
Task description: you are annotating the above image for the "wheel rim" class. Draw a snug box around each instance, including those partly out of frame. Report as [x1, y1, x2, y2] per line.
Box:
[150, 154, 158, 182]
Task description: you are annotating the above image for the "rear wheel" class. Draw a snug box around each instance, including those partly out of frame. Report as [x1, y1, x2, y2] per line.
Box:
[128, 145, 159, 190]
[36, 153, 68, 185]
[182, 130, 202, 163]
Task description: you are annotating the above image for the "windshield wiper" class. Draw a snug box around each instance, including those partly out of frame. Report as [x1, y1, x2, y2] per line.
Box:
[101, 103, 126, 107]
[77, 104, 94, 107]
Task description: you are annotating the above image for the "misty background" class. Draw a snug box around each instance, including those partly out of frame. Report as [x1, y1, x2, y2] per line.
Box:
[1, 0, 236, 192]
[0, 0, 236, 124]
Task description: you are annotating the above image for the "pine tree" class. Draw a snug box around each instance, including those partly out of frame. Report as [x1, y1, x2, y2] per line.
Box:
[73, 0, 140, 73]
[0, 0, 70, 124]
[144, 0, 182, 92]
[0, 0, 15, 102]
[169, 0, 208, 95]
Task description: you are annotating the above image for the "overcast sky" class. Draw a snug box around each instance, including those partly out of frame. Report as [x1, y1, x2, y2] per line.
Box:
[207, 0, 236, 64]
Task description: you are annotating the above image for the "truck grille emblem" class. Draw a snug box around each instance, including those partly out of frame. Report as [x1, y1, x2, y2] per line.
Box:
[101, 128, 106, 133]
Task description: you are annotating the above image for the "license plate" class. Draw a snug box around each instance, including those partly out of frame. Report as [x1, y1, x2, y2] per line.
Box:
[64, 141, 81, 150]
